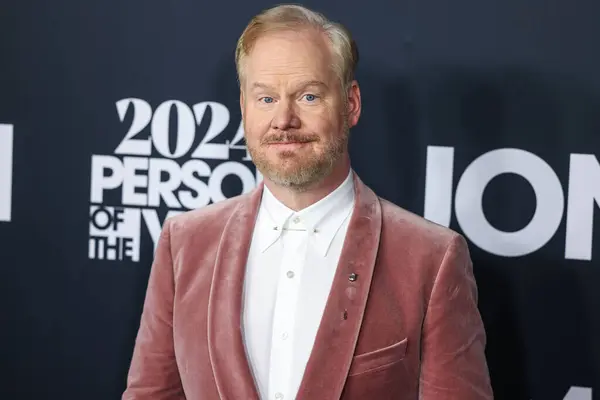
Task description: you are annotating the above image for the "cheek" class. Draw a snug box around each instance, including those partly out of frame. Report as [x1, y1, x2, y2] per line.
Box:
[302, 109, 342, 137]
[300, 106, 335, 125]
[244, 110, 271, 140]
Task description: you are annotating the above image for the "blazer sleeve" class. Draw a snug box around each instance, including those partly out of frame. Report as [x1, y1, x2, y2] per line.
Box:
[419, 234, 494, 399]
[122, 218, 186, 400]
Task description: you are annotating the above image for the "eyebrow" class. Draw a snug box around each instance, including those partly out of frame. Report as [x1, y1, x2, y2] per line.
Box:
[250, 80, 329, 92]
[296, 80, 329, 91]
[249, 82, 274, 92]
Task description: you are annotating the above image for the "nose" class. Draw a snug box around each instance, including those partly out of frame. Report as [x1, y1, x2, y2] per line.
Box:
[270, 100, 301, 130]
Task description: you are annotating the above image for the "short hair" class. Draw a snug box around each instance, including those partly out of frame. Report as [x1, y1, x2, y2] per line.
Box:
[235, 4, 359, 92]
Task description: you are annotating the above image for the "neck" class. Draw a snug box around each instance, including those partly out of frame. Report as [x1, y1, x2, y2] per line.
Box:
[263, 157, 351, 211]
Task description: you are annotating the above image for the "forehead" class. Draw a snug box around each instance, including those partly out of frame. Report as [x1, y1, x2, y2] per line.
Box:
[244, 29, 335, 85]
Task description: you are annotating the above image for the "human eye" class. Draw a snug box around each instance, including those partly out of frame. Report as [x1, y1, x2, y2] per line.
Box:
[259, 96, 274, 104]
[302, 93, 319, 102]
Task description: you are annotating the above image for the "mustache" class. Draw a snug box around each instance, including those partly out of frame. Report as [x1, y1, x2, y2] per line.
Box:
[261, 133, 319, 145]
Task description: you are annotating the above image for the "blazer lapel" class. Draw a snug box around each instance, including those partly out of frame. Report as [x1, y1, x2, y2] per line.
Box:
[207, 184, 264, 400]
[296, 173, 383, 400]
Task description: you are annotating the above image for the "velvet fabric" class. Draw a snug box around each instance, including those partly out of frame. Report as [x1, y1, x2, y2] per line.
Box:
[122, 173, 493, 399]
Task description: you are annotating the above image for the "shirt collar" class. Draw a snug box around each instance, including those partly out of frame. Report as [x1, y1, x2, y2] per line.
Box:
[258, 170, 355, 256]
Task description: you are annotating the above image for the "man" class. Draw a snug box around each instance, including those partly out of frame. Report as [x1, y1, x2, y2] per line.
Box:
[123, 4, 493, 400]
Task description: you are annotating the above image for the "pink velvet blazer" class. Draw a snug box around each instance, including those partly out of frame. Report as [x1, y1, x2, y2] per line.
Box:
[122, 173, 493, 399]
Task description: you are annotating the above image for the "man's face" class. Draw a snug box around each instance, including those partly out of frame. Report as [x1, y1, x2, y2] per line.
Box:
[240, 29, 360, 189]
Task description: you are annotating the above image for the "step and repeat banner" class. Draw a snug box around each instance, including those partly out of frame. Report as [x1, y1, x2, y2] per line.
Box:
[0, 1, 598, 399]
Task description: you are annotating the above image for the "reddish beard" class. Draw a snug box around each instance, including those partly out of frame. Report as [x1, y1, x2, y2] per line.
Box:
[247, 124, 349, 190]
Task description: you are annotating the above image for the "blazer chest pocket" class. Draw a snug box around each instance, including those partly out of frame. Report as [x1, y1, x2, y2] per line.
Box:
[348, 338, 408, 377]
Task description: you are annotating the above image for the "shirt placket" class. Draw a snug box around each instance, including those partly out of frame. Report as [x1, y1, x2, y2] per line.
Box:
[268, 216, 308, 400]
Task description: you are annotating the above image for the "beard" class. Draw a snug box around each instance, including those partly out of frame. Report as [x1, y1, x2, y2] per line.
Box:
[247, 122, 349, 191]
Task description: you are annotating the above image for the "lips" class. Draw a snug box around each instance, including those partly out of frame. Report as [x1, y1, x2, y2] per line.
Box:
[268, 140, 312, 145]
[267, 141, 312, 149]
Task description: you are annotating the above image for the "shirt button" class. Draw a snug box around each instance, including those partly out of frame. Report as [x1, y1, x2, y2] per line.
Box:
[286, 271, 295, 278]
[281, 332, 289, 340]
[275, 392, 284, 400]
[293, 216, 300, 224]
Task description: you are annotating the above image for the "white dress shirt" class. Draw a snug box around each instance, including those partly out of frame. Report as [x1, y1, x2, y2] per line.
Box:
[242, 170, 355, 400]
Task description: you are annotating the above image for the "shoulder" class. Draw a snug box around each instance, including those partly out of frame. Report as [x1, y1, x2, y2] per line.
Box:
[164, 190, 253, 237]
[378, 197, 461, 248]
[376, 197, 472, 297]
[377, 196, 470, 273]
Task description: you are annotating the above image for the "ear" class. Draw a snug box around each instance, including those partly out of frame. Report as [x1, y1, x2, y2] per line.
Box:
[346, 80, 361, 128]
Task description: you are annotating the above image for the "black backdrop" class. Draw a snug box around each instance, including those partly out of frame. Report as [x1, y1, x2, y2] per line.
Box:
[1, 1, 598, 399]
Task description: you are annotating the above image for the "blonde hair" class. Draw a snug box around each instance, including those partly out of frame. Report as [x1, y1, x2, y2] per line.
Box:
[235, 4, 359, 92]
